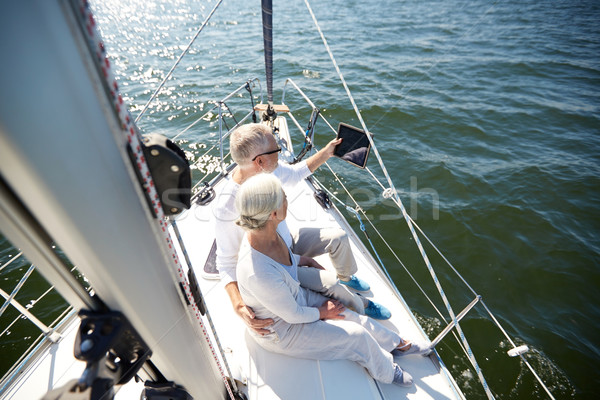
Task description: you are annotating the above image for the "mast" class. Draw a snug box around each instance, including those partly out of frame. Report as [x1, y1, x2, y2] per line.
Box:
[261, 0, 274, 104]
[0, 1, 226, 398]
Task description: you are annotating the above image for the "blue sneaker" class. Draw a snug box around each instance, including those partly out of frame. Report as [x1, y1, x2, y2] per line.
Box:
[339, 275, 370, 291]
[364, 300, 392, 320]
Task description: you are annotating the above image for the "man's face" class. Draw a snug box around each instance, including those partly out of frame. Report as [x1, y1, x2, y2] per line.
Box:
[258, 134, 280, 173]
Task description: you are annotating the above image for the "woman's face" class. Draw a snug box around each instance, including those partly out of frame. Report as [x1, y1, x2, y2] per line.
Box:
[275, 190, 288, 222]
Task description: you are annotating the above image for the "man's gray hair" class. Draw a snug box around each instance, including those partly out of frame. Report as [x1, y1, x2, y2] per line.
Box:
[230, 123, 272, 165]
[235, 173, 283, 231]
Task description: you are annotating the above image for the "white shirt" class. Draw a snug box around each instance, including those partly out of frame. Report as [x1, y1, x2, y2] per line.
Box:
[212, 160, 311, 286]
[237, 236, 320, 331]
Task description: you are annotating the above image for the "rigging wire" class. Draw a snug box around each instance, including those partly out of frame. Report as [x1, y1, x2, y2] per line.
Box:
[172, 78, 260, 142]
[0, 265, 35, 318]
[285, 73, 554, 396]
[302, 0, 493, 397]
[282, 10, 554, 399]
[0, 267, 73, 338]
[316, 148, 555, 399]
[304, 150, 487, 394]
[135, 0, 224, 123]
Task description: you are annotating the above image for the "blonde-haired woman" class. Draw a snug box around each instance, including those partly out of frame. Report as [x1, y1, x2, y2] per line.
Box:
[235, 173, 429, 387]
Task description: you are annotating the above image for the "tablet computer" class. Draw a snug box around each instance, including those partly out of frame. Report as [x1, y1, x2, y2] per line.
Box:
[334, 123, 372, 169]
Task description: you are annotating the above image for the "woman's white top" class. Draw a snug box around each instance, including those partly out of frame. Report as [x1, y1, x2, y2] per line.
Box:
[237, 236, 320, 338]
[212, 160, 310, 286]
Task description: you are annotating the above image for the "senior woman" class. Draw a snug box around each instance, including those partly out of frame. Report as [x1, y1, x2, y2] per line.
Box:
[235, 173, 429, 387]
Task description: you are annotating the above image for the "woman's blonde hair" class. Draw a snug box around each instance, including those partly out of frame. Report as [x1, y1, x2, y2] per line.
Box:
[235, 173, 283, 231]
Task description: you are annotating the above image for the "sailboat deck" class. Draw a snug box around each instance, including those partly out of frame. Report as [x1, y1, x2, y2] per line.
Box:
[173, 156, 463, 400]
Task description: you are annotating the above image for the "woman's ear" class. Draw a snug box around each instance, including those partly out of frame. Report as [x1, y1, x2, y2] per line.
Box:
[271, 207, 284, 222]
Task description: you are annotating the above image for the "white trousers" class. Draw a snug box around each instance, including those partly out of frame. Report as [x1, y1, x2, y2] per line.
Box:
[297, 266, 365, 314]
[254, 289, 401, 384]
[290, 226, 358, 279]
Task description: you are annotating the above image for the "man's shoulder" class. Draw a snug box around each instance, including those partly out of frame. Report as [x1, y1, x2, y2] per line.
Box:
[273, 160, 310, 183]
[273, 161, 292, 175]
[212, 176, 239, 217]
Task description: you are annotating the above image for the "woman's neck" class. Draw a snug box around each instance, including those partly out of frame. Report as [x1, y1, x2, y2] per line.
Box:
[247, 221, 290, 266]
[247, 223, 278, 249]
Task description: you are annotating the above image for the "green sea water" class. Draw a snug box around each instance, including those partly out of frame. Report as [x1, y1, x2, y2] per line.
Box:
[1, 0, 599, 398]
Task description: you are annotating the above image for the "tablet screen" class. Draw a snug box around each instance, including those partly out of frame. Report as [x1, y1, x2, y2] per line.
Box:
[334, 123, 371, 169]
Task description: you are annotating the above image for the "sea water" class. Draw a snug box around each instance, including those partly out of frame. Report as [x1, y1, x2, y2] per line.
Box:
[1, 0, 598, 398]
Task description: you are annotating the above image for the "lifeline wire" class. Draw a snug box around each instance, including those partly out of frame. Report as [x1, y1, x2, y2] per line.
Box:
[135, 0, 224, 123]
[302, 0, 493, 397]
[320, 155, 554, 399]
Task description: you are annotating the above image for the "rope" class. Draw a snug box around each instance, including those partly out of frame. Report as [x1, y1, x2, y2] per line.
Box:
[135, 0, 224, 123]
[76, 2, 235, 398]
[303, 1, 493, 397]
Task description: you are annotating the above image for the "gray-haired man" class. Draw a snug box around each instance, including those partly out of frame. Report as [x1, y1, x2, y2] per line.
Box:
[213, 123, 390, 335]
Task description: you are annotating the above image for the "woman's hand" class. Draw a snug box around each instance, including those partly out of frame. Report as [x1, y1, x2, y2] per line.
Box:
[236, 303, 274, 336]
[318, 299, 346, 320]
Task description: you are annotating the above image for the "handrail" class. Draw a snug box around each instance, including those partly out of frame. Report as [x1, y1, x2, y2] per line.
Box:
[282, 78, 316, 109]
[431, 296, 481, 348]
[172, 78, 261, 141]
[0, 265, 34, 318]
[0, 283, 61, 343]
[0, 251, 23, 273]
[278, 76, 556, 398]
[0, 306, 75, 395]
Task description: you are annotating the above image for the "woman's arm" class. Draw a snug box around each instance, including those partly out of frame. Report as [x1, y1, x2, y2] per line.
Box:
[298, 255, 325, 270]
[224, 281, 273, 335]
[248, 271, 320, 324]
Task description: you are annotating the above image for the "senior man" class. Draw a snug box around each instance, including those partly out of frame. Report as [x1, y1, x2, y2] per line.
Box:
[213, 123, 390, 335]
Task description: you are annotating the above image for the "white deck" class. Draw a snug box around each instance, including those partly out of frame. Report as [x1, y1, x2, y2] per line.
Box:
[171, 117, 464, 400]
[1, 116, 463, 400]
